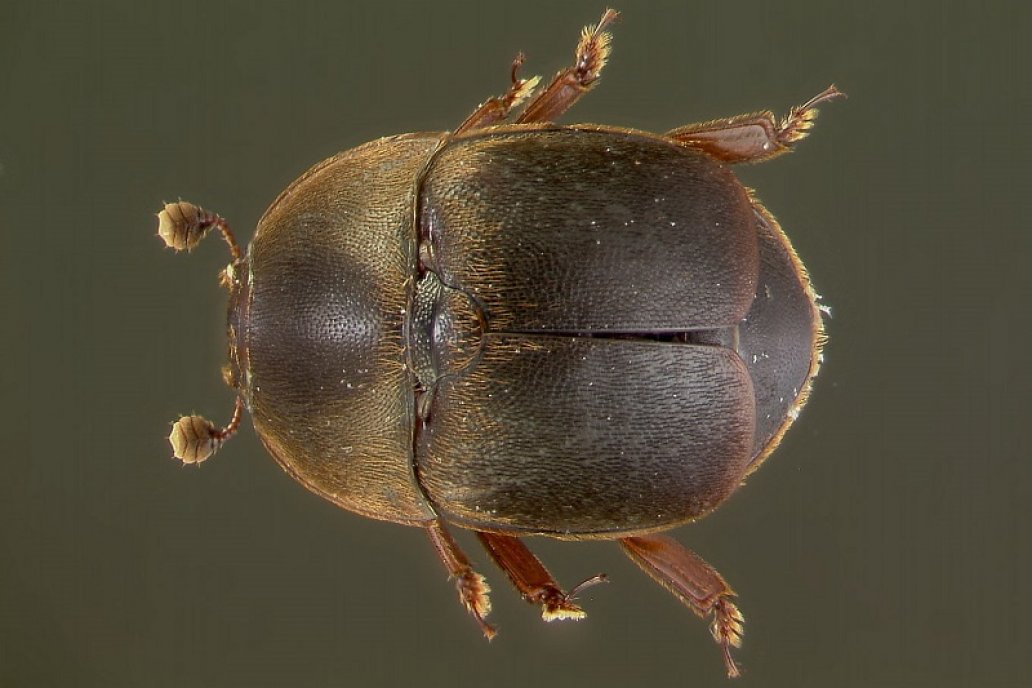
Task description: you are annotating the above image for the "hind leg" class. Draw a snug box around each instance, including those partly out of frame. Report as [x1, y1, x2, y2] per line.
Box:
[620, 535, 744, 678]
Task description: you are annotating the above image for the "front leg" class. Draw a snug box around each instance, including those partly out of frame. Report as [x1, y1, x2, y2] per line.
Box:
[667, 85, 844, 164]
[620, 535, 745, 678]
[454, 53, 541, 134]
[425, 520, 496, 639]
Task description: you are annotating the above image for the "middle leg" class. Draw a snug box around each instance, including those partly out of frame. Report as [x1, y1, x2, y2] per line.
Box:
[515, 9, 619, 124]
[453, 9, 618, 133]
[476, 531, 607, 621]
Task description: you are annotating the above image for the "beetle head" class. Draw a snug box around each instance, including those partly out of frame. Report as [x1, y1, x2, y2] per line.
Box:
[220, 257, 250, 399]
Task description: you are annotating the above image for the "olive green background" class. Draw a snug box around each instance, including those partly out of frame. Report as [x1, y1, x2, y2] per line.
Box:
[2, 1, 1028, 686]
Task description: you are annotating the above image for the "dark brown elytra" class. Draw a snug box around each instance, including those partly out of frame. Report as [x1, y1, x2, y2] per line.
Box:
[156, 9, 842, 678]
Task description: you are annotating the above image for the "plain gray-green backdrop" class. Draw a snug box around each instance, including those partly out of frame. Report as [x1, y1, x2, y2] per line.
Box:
[2, 1, 1029, 686]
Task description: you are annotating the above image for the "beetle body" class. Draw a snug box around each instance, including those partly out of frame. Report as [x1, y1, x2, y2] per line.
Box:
[160, 10, 839, 677]
[235, 124, 818, 536]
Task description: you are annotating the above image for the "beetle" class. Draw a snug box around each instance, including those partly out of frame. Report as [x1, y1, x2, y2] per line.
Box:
[157, 9, 840, 677]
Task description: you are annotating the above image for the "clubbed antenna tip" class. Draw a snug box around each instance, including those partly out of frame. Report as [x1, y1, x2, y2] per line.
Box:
[156, 200, 241, 260]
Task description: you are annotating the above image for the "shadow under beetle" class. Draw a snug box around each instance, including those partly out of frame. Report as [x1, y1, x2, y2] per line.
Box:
[157, 9, 841, 677]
